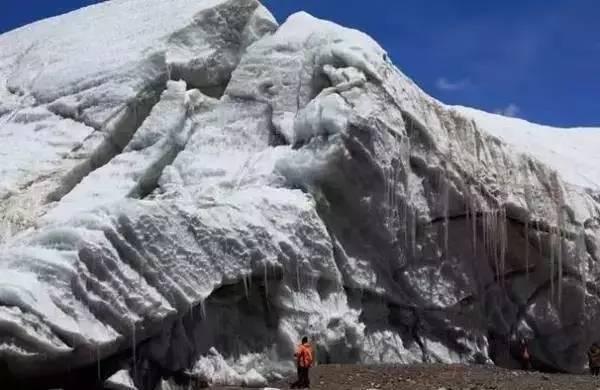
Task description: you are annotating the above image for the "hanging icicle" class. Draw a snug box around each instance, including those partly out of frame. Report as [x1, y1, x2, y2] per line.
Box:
[443, 174, 449, 259]
[471, 193, 478, 256]
[525, 221, 530, 280]
[498, 207, 508, 286]
[411, 208, 418, 258]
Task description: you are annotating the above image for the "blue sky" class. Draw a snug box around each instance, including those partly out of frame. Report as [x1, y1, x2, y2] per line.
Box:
[2, 1, 599, 127]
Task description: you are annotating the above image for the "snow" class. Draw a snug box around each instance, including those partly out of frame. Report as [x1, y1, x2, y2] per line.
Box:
[44, 80, 189, 222]
[191, 347, 267, 387]
[226, 11, 388, 143]
[0, 0, 245, 114]
[453, 106, 600, 191]
[0, 0, 599, 385]
[293, 93, 351, 145]
[0, 110, 94, 218]
[0, 0, 281, 378]
[104, 369, 137, 390]
[0, 0, 276, 244]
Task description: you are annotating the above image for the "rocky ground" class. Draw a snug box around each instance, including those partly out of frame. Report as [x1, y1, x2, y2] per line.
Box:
[263, 364, 600, 390]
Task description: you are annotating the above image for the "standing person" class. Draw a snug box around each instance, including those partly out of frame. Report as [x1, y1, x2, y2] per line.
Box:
[588, 343, 600, 376]
[518, 337, 531, 371]
[291, 336, 313, 389]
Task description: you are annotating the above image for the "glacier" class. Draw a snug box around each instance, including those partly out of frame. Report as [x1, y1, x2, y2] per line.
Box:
[0, 0, 599, 388]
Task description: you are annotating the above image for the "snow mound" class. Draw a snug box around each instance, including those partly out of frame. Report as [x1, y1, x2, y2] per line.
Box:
[104, 369, 137, 390]
[191, 347, 267, 387]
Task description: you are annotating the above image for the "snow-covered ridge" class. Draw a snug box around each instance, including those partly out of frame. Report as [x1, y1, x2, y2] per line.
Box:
[453, 106, 600, 191]
[0, 0, 599, 388]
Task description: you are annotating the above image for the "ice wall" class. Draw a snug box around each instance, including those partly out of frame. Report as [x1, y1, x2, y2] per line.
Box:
[0, 1, 599, 388]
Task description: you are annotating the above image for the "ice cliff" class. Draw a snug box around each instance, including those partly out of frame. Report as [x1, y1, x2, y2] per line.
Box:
[1, 0, 599, 388]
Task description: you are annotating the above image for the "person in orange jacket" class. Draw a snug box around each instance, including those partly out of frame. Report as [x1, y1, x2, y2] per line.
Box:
[291, 336, 313, 388]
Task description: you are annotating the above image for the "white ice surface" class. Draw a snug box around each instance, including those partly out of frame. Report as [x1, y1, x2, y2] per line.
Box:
[44, 80, 188, 222]
[0, 0, 282, 377]
[453, 106, 600, 191]
[0, 0, 234, 113]
[104, 369, 137, 390]
[191, 347, 267, 387]
[0, 0, 276, 244]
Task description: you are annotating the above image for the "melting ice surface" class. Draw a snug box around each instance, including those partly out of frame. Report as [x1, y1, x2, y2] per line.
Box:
[0, 0, 599, 388]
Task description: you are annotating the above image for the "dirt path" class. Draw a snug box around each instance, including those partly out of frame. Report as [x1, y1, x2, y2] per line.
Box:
[269, 364, 600, 390]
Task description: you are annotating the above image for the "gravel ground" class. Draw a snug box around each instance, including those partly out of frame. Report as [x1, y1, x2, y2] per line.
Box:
[265, 364, 600, 390]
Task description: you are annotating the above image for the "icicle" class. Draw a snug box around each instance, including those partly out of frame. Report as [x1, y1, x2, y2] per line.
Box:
[485, 210, 491, 270]
[482, 211, 487, 262]
[549, 227, 555, 302]
[465, 191, 471, 231]
[471, 195, 477, 256]
[464, 187, 474, 255]
[411, 208, 417, 258]
[295, 260, 302, 292]
[483, 211, 489, 271]
[395, 162, 402, 231]
[576, 227, 586, 314]
[550, 172, 566, 307]
[384, 162, 400, 232]
[199, 298, 207, 320]
[391, 167, 397, 230]
[389, 165, 394, 230]
[557, 229, 563, 308]
[490, 210, 495, 268]
[535, 220, 542, 251]
[496, 209, 501, 282]
[384, 166, 390, 229]
[556, 200, 565, 308]
[243, 272, 250, 299]
[404, 135, 412, 245]
[383, 160, 400, 237]
[500, 207, 507, 288]
[442, 174, 449, 258]
[403, 197, 409, 248]
[485, 208, 502, 286]
[491, 210, 496, 264]
[131, 321, 137, 382]
[387, 165, 393, 230]
[492, 211, 500, 283]
[496, 209, 501, 285]
[264, 260, 269, 298]
[97, 345, 101, 382]
[481, 211, 489, 274]
[524, 222, 530, 280]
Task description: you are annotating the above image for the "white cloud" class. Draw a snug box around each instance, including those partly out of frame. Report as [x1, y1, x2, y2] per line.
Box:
[435, 77, 470, 91]
[494, 103, 521, 117]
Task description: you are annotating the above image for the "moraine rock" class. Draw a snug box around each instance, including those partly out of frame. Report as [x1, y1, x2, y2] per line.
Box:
[0, 0, 599, 388]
